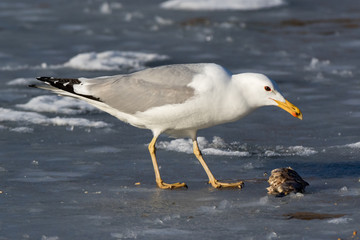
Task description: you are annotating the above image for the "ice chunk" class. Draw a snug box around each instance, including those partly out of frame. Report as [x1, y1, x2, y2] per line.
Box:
[267, 232, 278, 240]
[305, 58, 331, 71]
[155, 16, 173, 25]
[99, 2, 122, 14]
[99, 2, 111, 14]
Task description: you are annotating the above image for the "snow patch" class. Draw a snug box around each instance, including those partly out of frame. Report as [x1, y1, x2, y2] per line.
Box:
[157, 137, 250, 157]
[17, 95, 97, 115]
[157, 137, 316, 157]
[264, 145, 317, 157]
[327, 217, 352, 224]
[6, 77, 35, 86]
[160, 0, 285, 10]
[344, 142, 360, 148]
[0, 107, 109, 128]
[288, 146, 318, 156]
[1, 51, 168, 72]
[63, 51, 169, 71]
[305, 58, 331, 71]
[10, 127, 34, 133]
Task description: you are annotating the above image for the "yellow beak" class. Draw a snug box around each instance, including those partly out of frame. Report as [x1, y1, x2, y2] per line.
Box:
[273, 99, 303, 120]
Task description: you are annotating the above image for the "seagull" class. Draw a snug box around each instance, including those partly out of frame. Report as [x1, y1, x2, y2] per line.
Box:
[30, 63, 302, 189]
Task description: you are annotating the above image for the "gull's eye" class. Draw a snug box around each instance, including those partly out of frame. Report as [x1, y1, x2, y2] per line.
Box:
[264, 86, 272, 92]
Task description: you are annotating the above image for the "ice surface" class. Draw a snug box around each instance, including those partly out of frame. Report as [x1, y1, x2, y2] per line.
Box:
[85, 146, 122, 153]
[11, 168, 86, 183]
[63, 51, 169, 71]
[1, 0, 360, 239]
[160, 0, 285, 10]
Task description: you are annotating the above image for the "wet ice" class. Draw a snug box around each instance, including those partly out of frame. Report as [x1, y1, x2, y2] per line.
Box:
[0, 0, 360, 239]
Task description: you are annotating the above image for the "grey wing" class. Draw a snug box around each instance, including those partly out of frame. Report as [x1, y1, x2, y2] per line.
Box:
[84, 76, 195, 114]
[80, 64, 205, 114]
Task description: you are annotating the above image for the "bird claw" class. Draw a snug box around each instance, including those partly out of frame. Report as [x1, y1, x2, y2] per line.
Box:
[157, 180, 188, 189]
[209, 180, 244, 189]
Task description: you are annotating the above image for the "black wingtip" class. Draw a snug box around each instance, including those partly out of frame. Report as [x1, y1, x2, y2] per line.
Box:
[36, 76, 53, 81]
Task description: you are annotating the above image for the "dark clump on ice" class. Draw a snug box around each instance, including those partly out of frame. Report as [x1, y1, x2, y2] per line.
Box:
[267, 167, 309, 197]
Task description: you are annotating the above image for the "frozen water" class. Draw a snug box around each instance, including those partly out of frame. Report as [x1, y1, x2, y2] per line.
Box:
[1, 0, 360, 239]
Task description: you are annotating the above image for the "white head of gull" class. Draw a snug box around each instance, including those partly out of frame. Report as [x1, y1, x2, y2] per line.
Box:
[31, 63, 302, 189]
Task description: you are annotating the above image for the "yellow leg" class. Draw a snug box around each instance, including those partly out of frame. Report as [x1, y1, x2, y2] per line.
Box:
[193, 139, 244, 189]
[148, 136, 187, 189]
